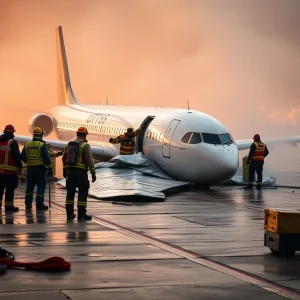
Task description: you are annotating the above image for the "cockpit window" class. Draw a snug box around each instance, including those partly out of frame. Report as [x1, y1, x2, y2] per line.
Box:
[202, 133, 222, 145]
[181, 132, 202, 144]
[219, 133, 233, 144]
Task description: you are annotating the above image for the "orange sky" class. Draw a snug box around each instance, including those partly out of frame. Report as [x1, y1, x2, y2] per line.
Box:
[1, 0, 300, 171]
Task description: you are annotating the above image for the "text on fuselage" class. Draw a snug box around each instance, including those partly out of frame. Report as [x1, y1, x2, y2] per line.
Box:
[87, 113, 111, 124]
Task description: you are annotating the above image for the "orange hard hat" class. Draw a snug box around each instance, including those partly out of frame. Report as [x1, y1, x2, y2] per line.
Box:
[3, 124, 15, 133]
[76, 127, 89, 135]
[253, 134, 260, 140]
[33, 127, 44, 135]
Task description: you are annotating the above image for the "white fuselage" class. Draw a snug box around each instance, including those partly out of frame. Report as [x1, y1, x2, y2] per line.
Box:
[51, 104, 239, 184]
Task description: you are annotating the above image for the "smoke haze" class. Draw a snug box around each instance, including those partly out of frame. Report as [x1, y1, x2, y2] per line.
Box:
[1, 0, 300, 172]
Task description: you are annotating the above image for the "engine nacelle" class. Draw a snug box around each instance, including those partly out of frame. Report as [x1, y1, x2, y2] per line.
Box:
[28, 113, 54, 137]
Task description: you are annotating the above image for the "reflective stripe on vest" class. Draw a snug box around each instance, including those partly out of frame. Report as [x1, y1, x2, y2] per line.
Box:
[120, 136, 135, 155]
[0, 139, 17, 172]
[251, 142, 265, 161]
[25, 141, 45, 166]
[66, 142, 88, 170]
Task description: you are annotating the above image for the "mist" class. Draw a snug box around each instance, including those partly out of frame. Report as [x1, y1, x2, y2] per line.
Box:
[1, 0, 300, 173]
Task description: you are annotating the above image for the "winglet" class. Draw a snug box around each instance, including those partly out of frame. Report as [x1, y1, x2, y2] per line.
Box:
[56, 26, 79, 105]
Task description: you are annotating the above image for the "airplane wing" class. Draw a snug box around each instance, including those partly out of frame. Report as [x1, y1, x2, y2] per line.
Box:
[235, 136, 300, 150]
[14, 135, 118, 161]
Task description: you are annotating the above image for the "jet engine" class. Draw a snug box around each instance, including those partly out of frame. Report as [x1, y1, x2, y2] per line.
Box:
[28, 114, 54, 137]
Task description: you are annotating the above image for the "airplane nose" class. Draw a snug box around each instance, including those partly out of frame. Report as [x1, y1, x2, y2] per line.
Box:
[210, 147, 238, 183]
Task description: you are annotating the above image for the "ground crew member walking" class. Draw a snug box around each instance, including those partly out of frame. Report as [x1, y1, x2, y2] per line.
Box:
[244, 134, 269, 190]
[62, 127, 96, 220]
[0, 125, 23, 212]
[21, 127, 53, 210]
[109, 127, 142, 155]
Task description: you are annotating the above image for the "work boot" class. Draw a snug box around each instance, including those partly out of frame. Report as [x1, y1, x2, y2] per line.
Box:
[256, 185, 262, 190]
[77, 206, 92, 221]
[77, 214, 92, 221]
[5, 206, 19, 212]
[36, 203, 48, 210]
[67, 213, 76, 220]
[65, 204, 76, 220]
[244, 185, 253, 189]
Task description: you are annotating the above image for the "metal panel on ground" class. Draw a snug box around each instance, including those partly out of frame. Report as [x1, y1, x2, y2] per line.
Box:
[57, 153, 191, 200]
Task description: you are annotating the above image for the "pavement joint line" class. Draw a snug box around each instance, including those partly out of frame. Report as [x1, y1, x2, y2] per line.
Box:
[47, 200, 300, 300]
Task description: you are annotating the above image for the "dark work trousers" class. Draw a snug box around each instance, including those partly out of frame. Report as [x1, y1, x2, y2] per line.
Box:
[248, 161, 264, 186]
[25, 166, 47, 207]
[0, 174, 18, 208]
[65, 168, 90, 217]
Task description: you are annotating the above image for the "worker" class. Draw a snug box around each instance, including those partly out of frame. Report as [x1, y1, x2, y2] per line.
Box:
[46, 143, 63, 158]
[244, 134, 269, 190]
[21, 127, 53, 210]
[62, 127, 96, 221]
[0, 125, 23, 212]
[109, 127, 142, 155]
[46, 143, 63, 181]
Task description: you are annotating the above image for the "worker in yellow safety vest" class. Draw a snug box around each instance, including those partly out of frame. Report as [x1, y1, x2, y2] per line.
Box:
[62, 127, 96, 221]
[21, 127, 53, 210]
[109, 127, 142, 155]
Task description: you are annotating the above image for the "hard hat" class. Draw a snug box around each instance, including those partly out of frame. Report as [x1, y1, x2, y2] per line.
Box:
[33, 127, 44, 135]
[253, 134, 260, 140]
[3, 124, 16, 133]
[76, 127, 89, 135]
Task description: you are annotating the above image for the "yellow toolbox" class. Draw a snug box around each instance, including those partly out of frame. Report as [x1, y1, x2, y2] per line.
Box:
[264, 208, 300, 234]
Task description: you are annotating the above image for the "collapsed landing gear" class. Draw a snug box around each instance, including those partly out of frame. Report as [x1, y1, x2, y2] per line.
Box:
[193, 183, 211, 190]
[270, 248, 296, 257]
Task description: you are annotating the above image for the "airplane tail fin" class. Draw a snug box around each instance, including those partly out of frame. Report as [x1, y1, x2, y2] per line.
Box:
[56, 26, 79, 105]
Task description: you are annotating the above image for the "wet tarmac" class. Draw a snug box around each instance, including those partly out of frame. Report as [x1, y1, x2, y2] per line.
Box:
[0, 182, 300, 299]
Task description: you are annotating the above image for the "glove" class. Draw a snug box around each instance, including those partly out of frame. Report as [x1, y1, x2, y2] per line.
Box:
[47, 168, 53, 178]
[63, 168, 67, 179]
[57, 151, 63, 156]
[109, 138, 113, 143]
[92, 173, 97, 183]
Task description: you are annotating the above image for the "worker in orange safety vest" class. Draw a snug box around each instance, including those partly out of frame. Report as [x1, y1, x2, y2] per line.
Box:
[244, 134, 269, 190]
[109, 127, 142, 155]
[0, 125, 23, 212]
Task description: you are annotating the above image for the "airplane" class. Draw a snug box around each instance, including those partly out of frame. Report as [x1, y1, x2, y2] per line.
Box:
[14, 26, 300, 187]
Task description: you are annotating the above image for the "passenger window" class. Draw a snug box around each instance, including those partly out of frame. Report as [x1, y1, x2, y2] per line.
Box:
[202, 133, 222, 144]
[159, 133, 163, 142]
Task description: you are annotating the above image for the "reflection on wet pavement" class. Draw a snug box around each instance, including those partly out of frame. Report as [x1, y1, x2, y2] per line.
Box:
[0, 183, 299, 299]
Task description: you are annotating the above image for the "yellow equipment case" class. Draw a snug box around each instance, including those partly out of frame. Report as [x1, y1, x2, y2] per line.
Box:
[264, 208, 300, 256]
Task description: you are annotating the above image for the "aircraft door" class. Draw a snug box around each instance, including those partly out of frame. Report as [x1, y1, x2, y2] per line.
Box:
[162, 119, 181, 158]
[136, 116, 155, 153]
